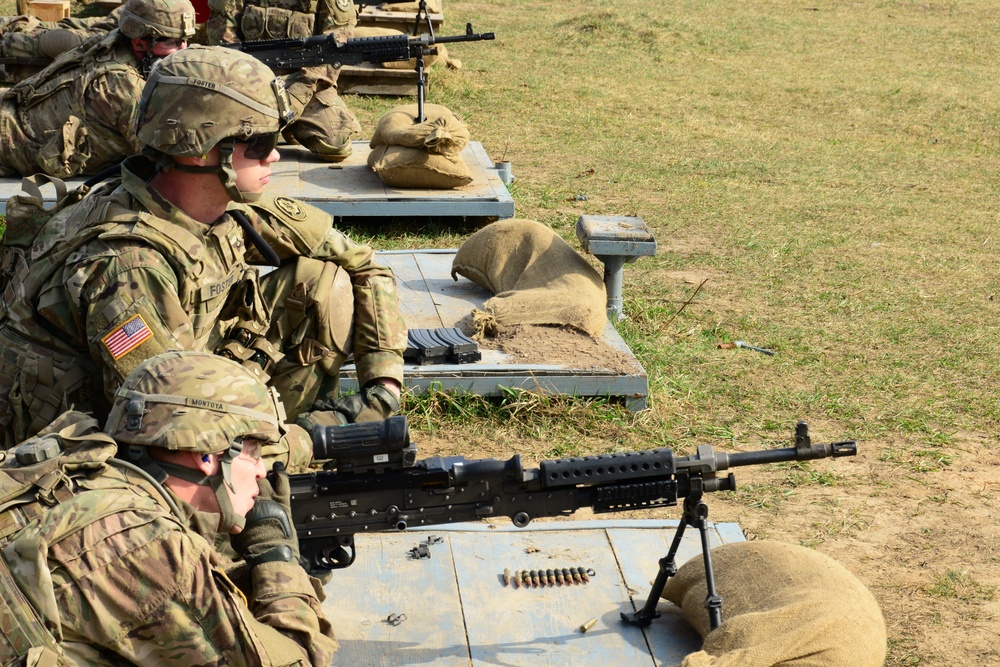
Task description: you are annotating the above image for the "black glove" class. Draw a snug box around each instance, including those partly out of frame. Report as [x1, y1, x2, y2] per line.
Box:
[311, 384, 400, 425]
[231, 462, 299, 568]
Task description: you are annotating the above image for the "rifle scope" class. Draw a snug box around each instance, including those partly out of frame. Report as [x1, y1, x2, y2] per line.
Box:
[312, 415, 416, 473]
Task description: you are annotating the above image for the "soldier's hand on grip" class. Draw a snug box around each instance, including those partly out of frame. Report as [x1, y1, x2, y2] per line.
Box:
[231, 462, 300, 568]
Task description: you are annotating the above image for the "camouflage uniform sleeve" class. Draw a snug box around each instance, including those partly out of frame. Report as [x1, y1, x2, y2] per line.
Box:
[50, 246, 198, 402]
[50, 501, 337, 666]
[85, 69, 144, 159]
[241, 198, 407, 386]
[206, 0, 244, 44]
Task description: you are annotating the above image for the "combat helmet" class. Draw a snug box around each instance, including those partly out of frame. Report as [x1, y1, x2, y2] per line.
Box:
[118, 0, 196, 41]
[135, 45, 295, 203]
[105, 350, 288, 532]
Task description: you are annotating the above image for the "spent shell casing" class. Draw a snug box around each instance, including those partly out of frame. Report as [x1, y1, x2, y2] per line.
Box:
[579, 617, 598, 633]
[504, 568, 511, 587]
[546, 569, 556, 586]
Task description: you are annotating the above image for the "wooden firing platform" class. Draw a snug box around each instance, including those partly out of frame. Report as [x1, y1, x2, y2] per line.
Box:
[338, 249, 651, 410]
[358, 4, 444, 35]
[321, 519, 745, 666]
[0, 142, 515, 222]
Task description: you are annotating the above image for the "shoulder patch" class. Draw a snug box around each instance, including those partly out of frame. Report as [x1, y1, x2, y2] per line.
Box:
[336, 0, 351, 10]
[102, 314, 153, 360]
[273, 196, 308, 221]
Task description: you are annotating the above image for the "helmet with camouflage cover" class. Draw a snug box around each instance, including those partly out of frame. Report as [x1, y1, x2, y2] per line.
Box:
[135, 45, 295, 202]
[105, 350, 287, 531]
[118, 0, 197, 41]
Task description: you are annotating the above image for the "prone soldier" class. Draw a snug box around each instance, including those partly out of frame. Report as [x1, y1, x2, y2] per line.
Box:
[205, 0, 363, 162]
[0, 9, 120, 82]
[0, 0, 195, 178]
[0, 350, 338, 665]
[0, 45, 408, 461]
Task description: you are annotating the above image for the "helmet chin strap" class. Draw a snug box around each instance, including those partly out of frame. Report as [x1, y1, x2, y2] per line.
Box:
[218, 138, 263, 203]
[152, 444, 248, 533]
[165, 138, 262, 204]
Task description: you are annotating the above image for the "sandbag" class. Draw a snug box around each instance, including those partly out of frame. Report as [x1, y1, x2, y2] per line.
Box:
[450, 219, 607, 337]
[369, 103, 469, 157]
[662, 540, 887, 667]
[378, 0, 442, 13]
[367, 144, 472, 188]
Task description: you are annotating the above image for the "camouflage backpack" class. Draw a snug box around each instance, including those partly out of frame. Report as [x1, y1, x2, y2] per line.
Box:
[0, 413, 118, 666]
[0, 171, 113, 317]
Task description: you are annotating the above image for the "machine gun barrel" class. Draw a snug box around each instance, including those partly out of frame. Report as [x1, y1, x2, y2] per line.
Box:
[289, 418, 856, 570]
[226, 23, 494, 71]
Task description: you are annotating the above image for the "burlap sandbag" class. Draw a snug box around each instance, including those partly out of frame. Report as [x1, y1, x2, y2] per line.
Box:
[351, 26, 444, 69]
[662, 540, 887, 667]
[368, 144, 472, 188]
[378, 0, 442, 13]
[450, 219, 607, 337]
[369, 103, 469, 158]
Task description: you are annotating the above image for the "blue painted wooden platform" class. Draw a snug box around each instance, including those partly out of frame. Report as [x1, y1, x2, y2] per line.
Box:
[321, 519, 746, 666]
[0, 141, 515, 221]
[338, 249, 651, 410]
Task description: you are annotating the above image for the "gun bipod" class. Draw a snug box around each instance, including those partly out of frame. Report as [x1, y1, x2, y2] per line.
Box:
[621, 483, 724, 630]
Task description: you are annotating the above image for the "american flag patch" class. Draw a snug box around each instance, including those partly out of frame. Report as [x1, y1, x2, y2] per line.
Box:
[102, 315, 153, 360]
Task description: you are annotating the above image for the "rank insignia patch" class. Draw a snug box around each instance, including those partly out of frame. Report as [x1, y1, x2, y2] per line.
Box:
[102, 315, 153, 360]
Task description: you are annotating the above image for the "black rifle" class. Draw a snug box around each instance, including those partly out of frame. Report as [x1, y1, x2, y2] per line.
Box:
[289, 417, 856, 629]
[226, 23, 494, 122]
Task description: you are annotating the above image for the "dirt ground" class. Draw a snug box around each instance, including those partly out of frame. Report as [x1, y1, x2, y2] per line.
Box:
[415, 408, 1000, 666]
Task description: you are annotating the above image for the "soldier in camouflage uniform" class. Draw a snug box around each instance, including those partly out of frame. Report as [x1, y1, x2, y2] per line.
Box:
[0, 0, 195, 178]
[0, 8, 121, 83]
[0, 45, 407, 460]
[206, 0, 363, 162]
[0, 351, 338, 665]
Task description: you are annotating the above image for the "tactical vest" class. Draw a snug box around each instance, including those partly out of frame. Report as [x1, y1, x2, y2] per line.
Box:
[0, 31, 137, 177]
[215, 0, 355, 41]
[2, 176, 251, 352]
[0, 176, 258, 441]
[4, 30, 132, 128]
[0, 412, 170, 667]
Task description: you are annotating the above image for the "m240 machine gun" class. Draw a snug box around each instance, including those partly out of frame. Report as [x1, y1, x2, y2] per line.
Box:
[226, 23, 494, 122]
[288, 417, 857, 629]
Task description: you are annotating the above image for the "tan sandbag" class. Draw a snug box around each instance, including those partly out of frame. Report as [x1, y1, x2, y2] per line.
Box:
[350, 26, 441, 69]
[662, 540, 887, 667]
[377, 0, 442, 13]
[450, 219, 607, 337]
[367, 144, 472, 189]
[369, 103, 469, 158]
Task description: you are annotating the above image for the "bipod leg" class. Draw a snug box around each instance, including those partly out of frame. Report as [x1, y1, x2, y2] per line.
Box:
[413, 0, 432, 37]
[693, 499, 722, 630]
[620, 491, 703, 627]
[415, 53, 426, 123]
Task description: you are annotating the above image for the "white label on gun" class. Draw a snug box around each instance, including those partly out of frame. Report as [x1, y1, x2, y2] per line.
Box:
[374, 454, 389, 463]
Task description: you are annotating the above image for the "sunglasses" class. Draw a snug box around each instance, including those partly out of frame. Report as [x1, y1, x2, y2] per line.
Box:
[239, 132, 280, 160]
[153, 37, 188, 50]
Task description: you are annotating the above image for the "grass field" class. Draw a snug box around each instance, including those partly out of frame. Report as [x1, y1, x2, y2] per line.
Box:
[2, 0, 998, 664]
[352, 2, 1000, 664]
